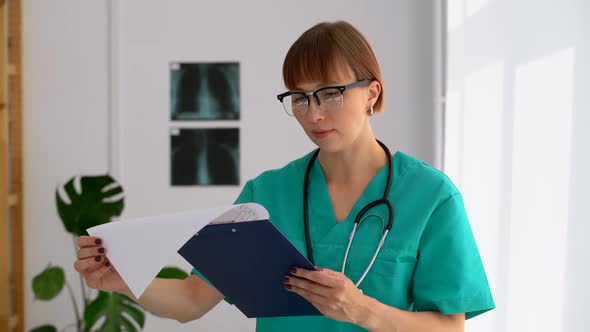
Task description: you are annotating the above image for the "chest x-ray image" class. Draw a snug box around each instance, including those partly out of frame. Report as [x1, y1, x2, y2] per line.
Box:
[170, 62, 240, 120]
[170, 128, 239, 186]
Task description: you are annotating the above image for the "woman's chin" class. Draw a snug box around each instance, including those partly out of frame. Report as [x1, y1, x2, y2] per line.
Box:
[310, 137, 343, 153]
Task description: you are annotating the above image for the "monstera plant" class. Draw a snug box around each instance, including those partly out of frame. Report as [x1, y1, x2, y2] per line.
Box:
[30, 174, 188, 332]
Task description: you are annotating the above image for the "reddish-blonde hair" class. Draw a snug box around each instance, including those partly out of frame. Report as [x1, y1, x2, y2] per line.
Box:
[282, 21, 384, 113]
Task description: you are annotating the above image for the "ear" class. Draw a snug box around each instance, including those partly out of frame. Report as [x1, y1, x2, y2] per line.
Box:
[367, 80, 382, 109]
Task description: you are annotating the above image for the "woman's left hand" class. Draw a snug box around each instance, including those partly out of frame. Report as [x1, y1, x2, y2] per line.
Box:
[284, 267, 370, 324]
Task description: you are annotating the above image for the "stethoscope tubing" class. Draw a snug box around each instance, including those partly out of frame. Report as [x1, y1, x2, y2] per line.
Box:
[303, 140, 394, 287]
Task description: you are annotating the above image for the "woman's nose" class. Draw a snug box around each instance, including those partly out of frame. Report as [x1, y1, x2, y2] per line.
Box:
[306, 98, 325, 122]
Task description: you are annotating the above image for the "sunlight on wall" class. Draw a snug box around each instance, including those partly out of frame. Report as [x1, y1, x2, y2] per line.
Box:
[445, 62, 503, 332]
[462, 61, 503, 301]
[466, 0, 491, 17]
[447, 0, 465, 32]
[444, 90, 462, 185]
[506, 47, 574, 332]
[447, 0, 493, 32]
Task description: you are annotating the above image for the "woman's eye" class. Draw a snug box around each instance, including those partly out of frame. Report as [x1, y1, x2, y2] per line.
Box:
[322, 93, 340, 102]
[293, 97, 306, 105]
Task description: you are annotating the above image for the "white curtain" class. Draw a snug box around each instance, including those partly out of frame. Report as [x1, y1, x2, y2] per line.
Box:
[444, 0, 589, 331]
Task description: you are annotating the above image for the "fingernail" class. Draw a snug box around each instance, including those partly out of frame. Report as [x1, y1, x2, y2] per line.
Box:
[95, 239, 102, 245]
[282, 277, 289, 283]
[98, 247, 105, 254]
[105, 261, 111, 267]
[290, 268, 297, 274]
[95, 256, 102, 262]
[285, 284, 292, 290]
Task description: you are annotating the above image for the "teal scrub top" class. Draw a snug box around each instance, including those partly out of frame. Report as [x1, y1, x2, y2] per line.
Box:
[192, 150, 495, 331]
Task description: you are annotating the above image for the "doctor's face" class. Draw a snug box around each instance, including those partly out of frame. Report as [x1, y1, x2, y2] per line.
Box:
[291, 66, 373, 153]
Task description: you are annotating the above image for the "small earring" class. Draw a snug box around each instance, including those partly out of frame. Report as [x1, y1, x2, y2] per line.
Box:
[370, 106, 374, 116]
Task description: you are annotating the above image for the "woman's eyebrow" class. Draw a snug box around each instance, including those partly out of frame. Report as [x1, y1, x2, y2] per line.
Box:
[292, 81, 343, 91]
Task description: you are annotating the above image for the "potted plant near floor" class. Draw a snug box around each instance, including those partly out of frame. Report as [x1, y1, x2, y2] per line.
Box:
[30, 174, 187, 332]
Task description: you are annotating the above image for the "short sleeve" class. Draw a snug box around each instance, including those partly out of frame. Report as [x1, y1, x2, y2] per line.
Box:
[232, 179, 255, 205]
[412, 193, 495, 319]
[190, 180, 255, 304]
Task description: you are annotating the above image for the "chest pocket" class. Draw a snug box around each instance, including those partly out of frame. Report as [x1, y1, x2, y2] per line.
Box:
[344, 246, 417, 310]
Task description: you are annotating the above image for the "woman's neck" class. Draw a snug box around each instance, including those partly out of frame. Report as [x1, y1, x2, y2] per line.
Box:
[318, 134, 388, 187]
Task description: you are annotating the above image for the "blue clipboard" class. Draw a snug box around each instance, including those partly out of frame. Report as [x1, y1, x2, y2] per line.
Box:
[177, 219, 322, 318]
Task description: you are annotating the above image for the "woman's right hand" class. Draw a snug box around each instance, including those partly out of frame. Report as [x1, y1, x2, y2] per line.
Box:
[74, 236, 128, 294]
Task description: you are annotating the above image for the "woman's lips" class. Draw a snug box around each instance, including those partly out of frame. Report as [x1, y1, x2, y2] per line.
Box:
[312, 129, 334, 139]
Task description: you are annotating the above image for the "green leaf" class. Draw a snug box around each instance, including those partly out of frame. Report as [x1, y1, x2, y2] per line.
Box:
[120, 315, 139, 332]
[29, 325, 58, 332]
[32, 266, 65, 301]
[56, 174, 124, 236]
[156, 266, 188, 279]
[84, 291, 146, 332]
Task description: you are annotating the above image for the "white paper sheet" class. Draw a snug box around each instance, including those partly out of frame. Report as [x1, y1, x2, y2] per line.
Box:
[87, 203, 269, 298]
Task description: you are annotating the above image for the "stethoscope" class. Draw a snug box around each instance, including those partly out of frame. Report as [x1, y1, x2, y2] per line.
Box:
[303, 140, 394, 287]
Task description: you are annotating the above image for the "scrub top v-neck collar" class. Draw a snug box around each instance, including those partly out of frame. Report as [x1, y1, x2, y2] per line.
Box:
[306, 151, 400, 245]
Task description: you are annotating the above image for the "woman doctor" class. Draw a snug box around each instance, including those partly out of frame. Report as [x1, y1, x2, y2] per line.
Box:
[74, 21, 495, 331]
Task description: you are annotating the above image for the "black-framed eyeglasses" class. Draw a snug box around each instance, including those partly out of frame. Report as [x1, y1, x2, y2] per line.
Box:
[277, 80, 370, 116]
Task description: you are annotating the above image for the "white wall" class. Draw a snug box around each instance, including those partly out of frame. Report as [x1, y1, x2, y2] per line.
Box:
[445, 0, 589, 331]
[23, 0, 438, 331]
[23, 1, 110, 331]
[114, 0, 438, 222]
[563, 0, 590, 330]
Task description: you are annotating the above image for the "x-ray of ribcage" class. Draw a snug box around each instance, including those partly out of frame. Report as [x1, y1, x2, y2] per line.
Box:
[170, 128, 239, 186]
[170, 62, 240, 120]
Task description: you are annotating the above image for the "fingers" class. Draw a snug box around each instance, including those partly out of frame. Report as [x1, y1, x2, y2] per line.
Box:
[77, 246, 106, 260]
[285, 275, 332, 298]
[76, 257, 112, 290]
[74, 255, 106, 274]
[287, 283, 326, 306]
[86, 259, 112, 285]
[75, 235, 106, 269]
[290, 267, 344, 288]
[74, 236, 112, 290]
[78, 236, 103, 248]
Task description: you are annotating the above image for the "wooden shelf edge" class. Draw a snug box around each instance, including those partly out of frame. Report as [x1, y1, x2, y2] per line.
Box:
[7, 194, 17, 206]
[9, 314, 19, 328]
[7, 64, 16, 75]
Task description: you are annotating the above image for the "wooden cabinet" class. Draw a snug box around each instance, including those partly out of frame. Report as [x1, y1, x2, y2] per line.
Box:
[0, 0, 24, 331]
